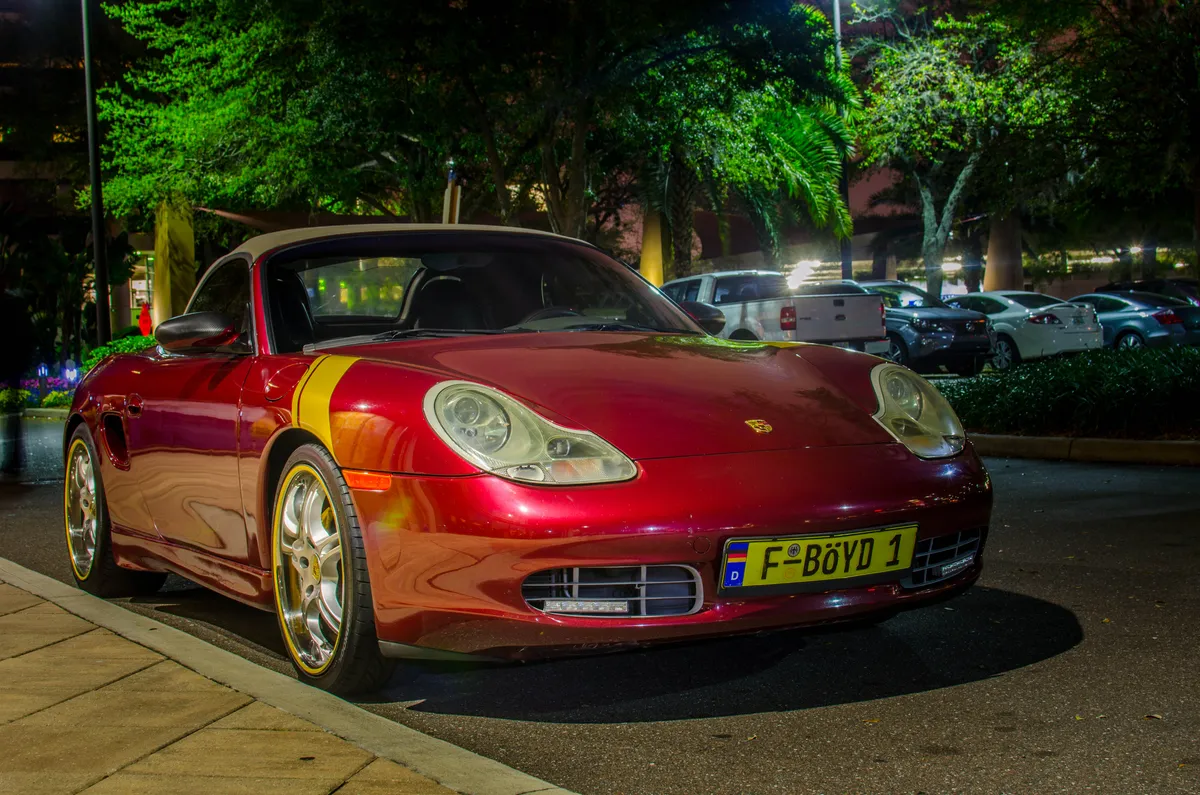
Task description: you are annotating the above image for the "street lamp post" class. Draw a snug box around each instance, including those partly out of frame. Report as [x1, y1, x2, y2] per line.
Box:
[832, 0, 854, 280]
[81, 0, 111, 345]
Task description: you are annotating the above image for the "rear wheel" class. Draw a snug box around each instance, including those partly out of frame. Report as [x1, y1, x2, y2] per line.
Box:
[64, 426, 166, 597]
[271, 444, 395, 695]
[1115, 331, 1145, 350]
[991, 336, 1020, 371]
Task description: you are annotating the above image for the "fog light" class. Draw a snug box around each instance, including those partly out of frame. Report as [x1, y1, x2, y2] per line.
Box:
[541, 600, 629, 614]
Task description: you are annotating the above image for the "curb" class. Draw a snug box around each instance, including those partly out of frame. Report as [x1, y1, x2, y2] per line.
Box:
[0, 557, 573, 795]
[21, 408, 69, 419]
[970, 434, 1200, 466]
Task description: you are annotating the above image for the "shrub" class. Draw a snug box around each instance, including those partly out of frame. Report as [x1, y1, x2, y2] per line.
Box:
[82, 335, 158, 373]
[0, 389, 32, 414]
[41, 390, 73, 409]
[936, 347, 1200, 439]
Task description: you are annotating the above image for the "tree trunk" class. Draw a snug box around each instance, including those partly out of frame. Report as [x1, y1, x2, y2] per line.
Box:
[984, 212, 1024, 291]
[666, 152, 699, 275]
[914, 153, 979, 298]
[870, 243, 889, 280]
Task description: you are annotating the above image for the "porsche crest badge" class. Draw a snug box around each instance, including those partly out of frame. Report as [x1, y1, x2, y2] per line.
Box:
[745, 419, 773, 434]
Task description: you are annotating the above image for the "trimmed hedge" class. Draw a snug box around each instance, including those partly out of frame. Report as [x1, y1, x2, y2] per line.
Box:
[936, 347, 1200, 440]
[0, 389, 32, 414]
[82, 334, 158, 372]
[40, 390, 72, 408]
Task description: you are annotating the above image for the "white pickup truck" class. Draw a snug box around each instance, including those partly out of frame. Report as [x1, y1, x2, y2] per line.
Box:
[662, 270, 888, 353]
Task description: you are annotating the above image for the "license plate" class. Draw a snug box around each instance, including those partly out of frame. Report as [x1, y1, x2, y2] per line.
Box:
[720, 524, 918, 593]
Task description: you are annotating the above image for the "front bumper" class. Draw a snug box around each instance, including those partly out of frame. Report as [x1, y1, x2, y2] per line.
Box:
[352, 443, 993, 659]
[906, 330, 993, 368]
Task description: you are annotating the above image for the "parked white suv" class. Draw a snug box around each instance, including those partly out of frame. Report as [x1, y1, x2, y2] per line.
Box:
[662, 270, 887, 353]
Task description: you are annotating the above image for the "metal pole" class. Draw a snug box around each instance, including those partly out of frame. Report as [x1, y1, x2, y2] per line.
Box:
[832, 0, 854, 280]
[82, 0, 111, 345]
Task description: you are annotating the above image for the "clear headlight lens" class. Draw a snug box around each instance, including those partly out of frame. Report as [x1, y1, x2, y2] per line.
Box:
[424, 381, 637, 485]
[870, 363, 965, 458]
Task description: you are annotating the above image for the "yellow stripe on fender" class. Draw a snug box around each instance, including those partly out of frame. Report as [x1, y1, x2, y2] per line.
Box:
[291, 354, 359, 460]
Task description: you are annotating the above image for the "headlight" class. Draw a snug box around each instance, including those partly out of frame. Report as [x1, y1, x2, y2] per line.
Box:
[908, 318, 943, 333]
[424, 381, 637, 485]
[870, 363, 965, 458]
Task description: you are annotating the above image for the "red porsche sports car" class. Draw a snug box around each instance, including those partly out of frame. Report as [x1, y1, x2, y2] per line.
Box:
[64, 225, 991, 694]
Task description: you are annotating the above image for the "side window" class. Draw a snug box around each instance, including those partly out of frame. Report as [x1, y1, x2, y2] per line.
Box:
[682, 280, 701, 302]
[713, 275, 756, 304]
[662, 283, 684, 302]
[188, 259, 251, 334]
[1095, 297, 1127, 313]
[947, 296, 974, 311]
[1072, 295, 1097, 307]
[978, 298, 1008, 315]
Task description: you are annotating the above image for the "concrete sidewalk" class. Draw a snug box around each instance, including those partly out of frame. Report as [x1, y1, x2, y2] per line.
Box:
[0, 576, 454, 795]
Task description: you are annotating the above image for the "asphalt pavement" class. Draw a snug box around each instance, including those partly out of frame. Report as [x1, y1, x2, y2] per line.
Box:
[1, 431, 1197, 794]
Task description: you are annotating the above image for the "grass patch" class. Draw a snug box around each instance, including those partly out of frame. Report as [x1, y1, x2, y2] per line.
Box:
[935, 347, 1200, 440]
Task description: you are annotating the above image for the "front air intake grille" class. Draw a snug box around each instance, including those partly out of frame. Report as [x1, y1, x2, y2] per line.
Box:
[903, 528, 985, 589]
[522, 565, 703, 618]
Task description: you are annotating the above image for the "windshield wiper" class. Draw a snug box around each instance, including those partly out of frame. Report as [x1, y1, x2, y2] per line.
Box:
[559, 322, 700, 334]
[305, 328, 526, 353]
[370, 328, 519, 341]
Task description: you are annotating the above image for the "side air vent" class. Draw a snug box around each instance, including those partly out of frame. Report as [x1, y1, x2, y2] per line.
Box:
[903, 528, 985, 589]
[522, 565, 703, 618]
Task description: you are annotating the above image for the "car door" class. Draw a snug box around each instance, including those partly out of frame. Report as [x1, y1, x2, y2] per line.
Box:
[122, 256, 258, 563]
[1080, 295, 1128, 346]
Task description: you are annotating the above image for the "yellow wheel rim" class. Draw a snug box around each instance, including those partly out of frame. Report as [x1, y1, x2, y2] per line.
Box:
[64, 438, 98, 580]
[272, 464, 344, 675]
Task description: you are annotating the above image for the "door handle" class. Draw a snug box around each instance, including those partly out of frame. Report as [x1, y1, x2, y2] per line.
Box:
[126, 394, 143, 418]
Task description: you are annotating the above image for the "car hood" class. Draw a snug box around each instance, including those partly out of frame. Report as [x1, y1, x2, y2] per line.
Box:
[336, 332, 892, 460]
[887, 306, 986, 322]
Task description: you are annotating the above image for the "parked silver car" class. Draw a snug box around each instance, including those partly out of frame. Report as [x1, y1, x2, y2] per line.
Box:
[1070, 291, 1200, 349]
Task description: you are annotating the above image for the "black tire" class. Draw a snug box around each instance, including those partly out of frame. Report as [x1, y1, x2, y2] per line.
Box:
[63, 425, 166, 598]
[991, 335, 1021, 371]
[271, 443, 395, 695]
[885, 332, 909, 366]
[1114, 331, 1145, 350]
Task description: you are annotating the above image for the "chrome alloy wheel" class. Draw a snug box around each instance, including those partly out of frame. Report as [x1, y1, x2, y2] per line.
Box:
[992, 339, 1015, 371]
[885, 339, 905, 363]
[65, 440, 98, 578]
[275, 467, 344, 673]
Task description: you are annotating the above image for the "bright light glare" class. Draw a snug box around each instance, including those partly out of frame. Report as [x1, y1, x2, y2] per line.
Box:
[1129, 246, 1143, 254]
[1177, 262, 1188, 269]
[941, 261, 963, 274]
[787, 260, 822, 289]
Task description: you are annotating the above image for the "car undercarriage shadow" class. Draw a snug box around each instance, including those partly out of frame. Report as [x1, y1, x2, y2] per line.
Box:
[376, 586, 1081, 722]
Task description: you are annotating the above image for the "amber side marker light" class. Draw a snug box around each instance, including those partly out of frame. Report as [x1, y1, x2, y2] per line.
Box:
[342, 470, 393, 491]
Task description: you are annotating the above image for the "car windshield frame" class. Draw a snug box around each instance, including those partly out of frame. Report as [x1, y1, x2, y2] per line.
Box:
[262, 231, 703, 352]
[862, 283, 948, 309]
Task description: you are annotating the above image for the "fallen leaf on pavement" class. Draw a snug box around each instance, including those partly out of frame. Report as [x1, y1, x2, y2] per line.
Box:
[863, 719, 880, 725]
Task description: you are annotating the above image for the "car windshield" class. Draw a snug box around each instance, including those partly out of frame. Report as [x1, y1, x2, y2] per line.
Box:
[863, 283, 946, 309]
[265, 232, 701, 352]
[1007, 293, 1063, 309]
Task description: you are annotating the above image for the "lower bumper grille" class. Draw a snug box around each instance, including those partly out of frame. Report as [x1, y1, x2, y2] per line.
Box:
[903, 528, 985, 589]
[522, 565, 703, 618]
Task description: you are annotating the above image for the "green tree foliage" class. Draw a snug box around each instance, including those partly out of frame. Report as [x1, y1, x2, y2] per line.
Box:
[856, 7, 1059, 293]
[100, 0, 850, 253]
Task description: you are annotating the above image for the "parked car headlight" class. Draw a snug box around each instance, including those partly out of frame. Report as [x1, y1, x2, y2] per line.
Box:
[424, 381, 637, 485]
[870, 363, 965, 458]
[908, 318, 944, 333]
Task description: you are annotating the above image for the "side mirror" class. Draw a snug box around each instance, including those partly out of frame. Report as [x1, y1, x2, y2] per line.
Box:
[155, 311, 246, 354]
[680, 301, 726, 336]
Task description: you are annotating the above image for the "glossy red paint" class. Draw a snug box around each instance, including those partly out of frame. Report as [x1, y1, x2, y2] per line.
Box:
[68, 227, 994, 662]
[351, 442, 990, 657]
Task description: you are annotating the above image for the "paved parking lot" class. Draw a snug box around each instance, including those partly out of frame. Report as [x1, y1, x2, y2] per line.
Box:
[1, 450, 1197, 794]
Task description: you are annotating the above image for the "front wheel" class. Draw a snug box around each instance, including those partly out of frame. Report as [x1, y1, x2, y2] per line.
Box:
[991, 336, 1020, 371]
[64, 425, 166, 597]
[271, 444, 395, 695]
[884, 332, 909, 366]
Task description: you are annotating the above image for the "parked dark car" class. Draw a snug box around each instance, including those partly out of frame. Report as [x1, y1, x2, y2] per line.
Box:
[1098, 278, 1199, 307]
[858, 280, 994, 375]
[1070, 291, 1200, 349]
